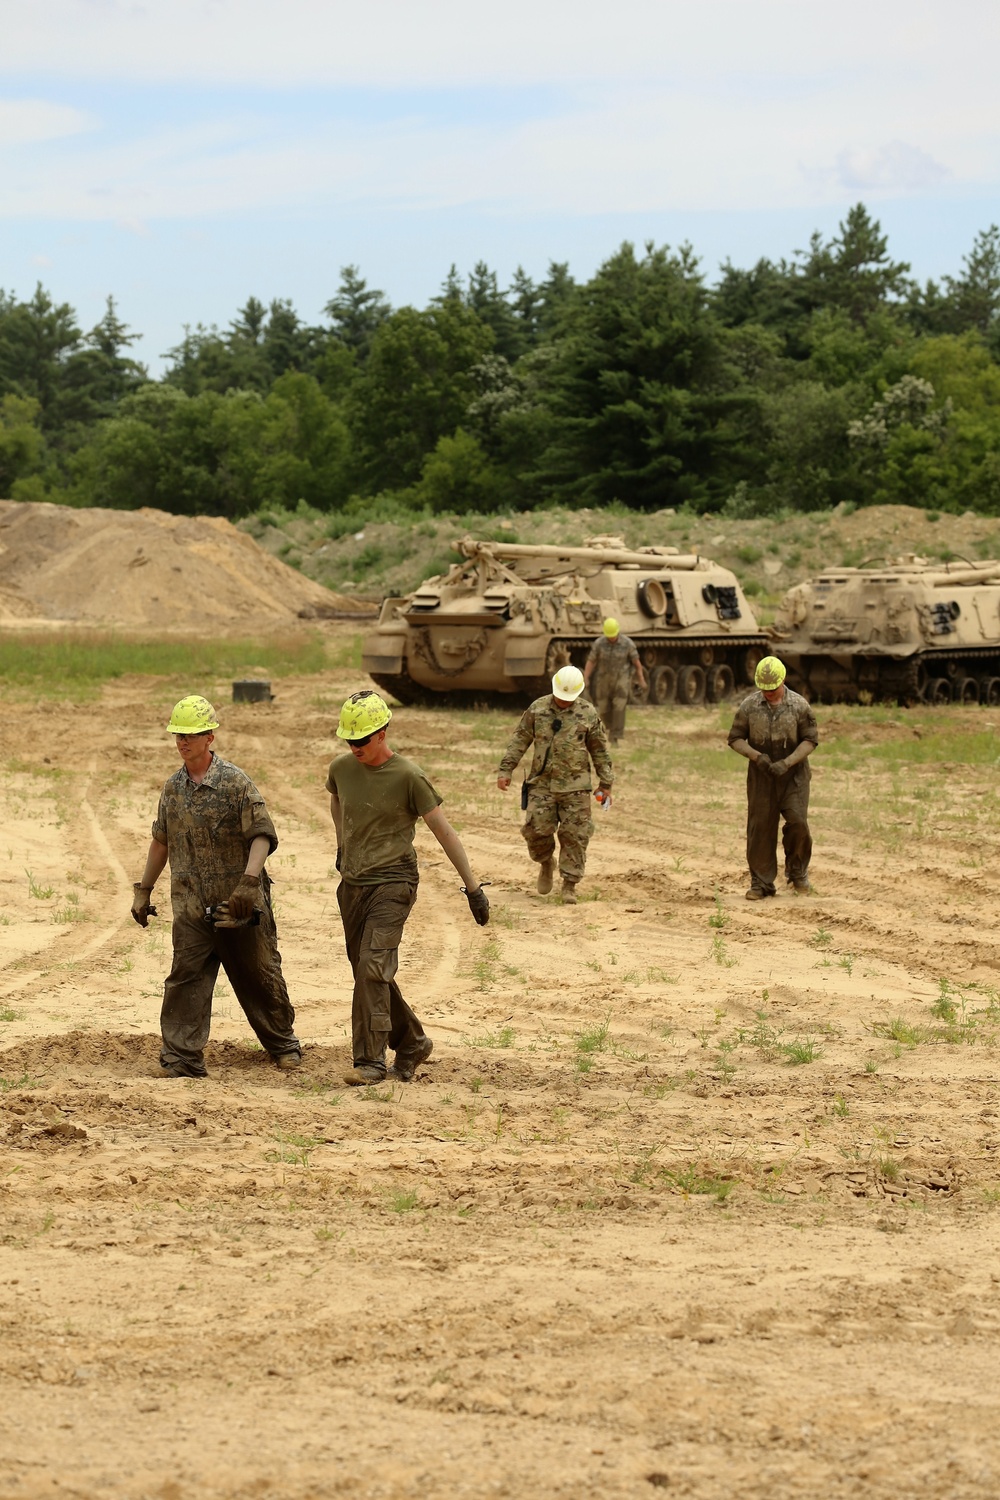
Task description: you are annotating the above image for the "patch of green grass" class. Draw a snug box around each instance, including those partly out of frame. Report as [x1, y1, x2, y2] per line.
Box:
[0, 1074, 40, 1091]
[575, 1013, 612, 1073]
[264, 1130, 321, 1166]
[0, 630, 333, 699]
[0, 1006, 20, 1023]
[662, 1163, 735, 1203]
[25, 869, 53, 900]
[389, 1189, 419, 1214]
[709, 933, 737, 968]
[811, 927, 833, 948]
[870, 1016, 923, 1046]
[780, 1039, 822, 1066]
[832, 1093, 850, 1117]
[467, 1024, 515, 1049]
[708, 894, 729, 930]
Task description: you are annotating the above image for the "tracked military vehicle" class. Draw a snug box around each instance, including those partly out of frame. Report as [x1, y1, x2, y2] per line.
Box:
[773, 556, 1000, 704]
[362, 535, 768, 706]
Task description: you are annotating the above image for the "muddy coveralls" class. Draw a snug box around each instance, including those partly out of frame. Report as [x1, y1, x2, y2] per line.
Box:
[326, 753, 440, 1077]
[586, 634, 640, 743]
[727, 689, 819, 897]
[154, 756, 300, 1077]
[498, 694, 613, 887]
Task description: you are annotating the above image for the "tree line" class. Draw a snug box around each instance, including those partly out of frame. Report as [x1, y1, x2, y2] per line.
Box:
[1, 204, 999, 519]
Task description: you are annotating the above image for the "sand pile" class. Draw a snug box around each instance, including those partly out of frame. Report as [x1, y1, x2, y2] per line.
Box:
[0, 501, 371, 628]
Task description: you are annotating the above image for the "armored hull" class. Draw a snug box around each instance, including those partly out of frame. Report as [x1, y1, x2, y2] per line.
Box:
[362, 536, 768, 707]
[773, 557, 1000, 704]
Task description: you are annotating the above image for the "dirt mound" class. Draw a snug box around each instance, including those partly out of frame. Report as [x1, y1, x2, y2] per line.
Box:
[0, 501, 371, 628]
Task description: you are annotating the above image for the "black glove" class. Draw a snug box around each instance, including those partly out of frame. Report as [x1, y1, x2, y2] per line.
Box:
[755, 753, 772, 772]
[463, 883, 491, 926]
[131, 883, 156, 927]
[769, 758, 790, 777]
[227, 873, 261, 921]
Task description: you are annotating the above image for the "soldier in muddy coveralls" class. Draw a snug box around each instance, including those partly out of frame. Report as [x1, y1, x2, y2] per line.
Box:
[727, 657, 819, 900]
[497, 664, 614, 905]
[584, 617, 647, 744]
[131, 695, 301, 1078]
[327, 690, 489, 1087]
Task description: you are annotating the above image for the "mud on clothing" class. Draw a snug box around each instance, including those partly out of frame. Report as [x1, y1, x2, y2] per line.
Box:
[728, 689, 819, 896]
[586, 634, 640, 741]
[521, 788, 594, 884]
[153, 754, 298, 1074]
[325, 752, 442, 1073]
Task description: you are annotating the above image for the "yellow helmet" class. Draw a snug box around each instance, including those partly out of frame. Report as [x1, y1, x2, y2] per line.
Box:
[336, 689, 392, 741]
[602, 617, 620, 639]
[551, 664, 585, 701]
[754, 656, 787, 691]
[167, 695, 219, 734]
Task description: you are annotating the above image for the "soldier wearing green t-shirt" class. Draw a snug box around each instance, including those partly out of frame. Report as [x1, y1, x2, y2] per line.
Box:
[327, 690, 489, 1086]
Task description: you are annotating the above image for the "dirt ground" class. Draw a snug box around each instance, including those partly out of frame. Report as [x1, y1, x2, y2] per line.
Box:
[4, 626, 1000, 1498]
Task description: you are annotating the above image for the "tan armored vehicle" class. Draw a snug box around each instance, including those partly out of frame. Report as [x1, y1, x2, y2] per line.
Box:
[362, 535, 768, 706]
[773, 555, 1000, 704]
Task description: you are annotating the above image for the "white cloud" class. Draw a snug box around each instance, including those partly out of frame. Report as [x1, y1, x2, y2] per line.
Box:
[0, 0, 996, 88]
[0, 99, 92, 144]
[833, 142, 951, 194]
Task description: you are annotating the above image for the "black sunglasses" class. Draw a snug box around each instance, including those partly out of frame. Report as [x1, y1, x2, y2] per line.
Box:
[348, 730, 377, 747]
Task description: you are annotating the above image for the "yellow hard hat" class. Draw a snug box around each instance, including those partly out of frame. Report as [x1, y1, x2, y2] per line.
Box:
[336, 689, 392, 740]
[755, 656, 787, 691]
[167, 695, 219, 734]
[552, 664, 585, 701]
[602, 617, 620, 639]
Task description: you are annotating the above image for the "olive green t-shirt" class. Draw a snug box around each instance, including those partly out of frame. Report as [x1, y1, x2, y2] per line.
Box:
[325, 751, 442, 885]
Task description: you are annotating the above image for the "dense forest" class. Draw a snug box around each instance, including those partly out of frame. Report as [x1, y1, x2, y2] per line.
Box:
[1, 204, 998, 520]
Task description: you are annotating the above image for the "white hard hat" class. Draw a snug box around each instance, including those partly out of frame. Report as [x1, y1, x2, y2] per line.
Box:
[551, 664, 585, 701]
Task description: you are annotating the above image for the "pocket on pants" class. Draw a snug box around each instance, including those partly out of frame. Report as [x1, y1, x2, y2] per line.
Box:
[370, 923, 404, 952]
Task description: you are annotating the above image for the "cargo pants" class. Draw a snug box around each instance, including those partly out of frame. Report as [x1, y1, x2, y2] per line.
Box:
[337, 880, 428, 1074]
[745, 762, 812, 896]
[522, 789, 595, 884]
[160, 904, 300, 1076]
[592, 675, 631, 743]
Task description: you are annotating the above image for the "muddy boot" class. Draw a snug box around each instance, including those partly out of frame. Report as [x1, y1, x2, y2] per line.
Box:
[389, 1036, 434, 1082]
[343, 1065, 386, 1086]
[536, 857, 554, 895]
[561, 879, 578, 905]
[791, 880, 813, 896]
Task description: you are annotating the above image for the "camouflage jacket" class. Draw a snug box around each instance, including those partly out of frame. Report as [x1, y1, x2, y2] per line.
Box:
[586, 634, 640, 689]
[498, 695, 614, 793]
[152, 754, 278, 918]
[728, 689, 819, 779]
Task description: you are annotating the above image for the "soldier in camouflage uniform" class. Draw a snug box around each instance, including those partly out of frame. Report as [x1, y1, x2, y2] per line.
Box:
[131, 695, 301, 1078]
[584, 618, 647, 744]
[497, 664, 614, 904]
[727, 657, 819, 900]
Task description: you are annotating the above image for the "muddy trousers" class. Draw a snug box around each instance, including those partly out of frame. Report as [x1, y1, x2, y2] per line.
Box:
[337, 880, 427, 1074]
[522, 789, 595, 885]
[160, 908, 299, 1076]
[593, 682, 630, 742]
[745, 766, 812, 896]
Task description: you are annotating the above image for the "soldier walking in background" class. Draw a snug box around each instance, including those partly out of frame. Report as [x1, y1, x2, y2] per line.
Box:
[131, 695, 301, 1078]
[497, 664, 614, 905]
[328, 689, 489, 1087]
[727, 657, 819, 900]
[584, 618, 647, 744]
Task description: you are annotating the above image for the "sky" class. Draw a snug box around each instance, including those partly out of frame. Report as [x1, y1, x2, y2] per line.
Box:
[1, 0, 998, 372]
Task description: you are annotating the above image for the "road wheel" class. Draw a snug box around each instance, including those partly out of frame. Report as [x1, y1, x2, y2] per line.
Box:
[956, 676, 980, 704]
[706, 664, 735, 702]
[677, 664, 707, 706]
[648, 665, 676, 705]
[925, 677, 952, 704]
[742, 646, 763, 684]
[980, 677, 1000, 706]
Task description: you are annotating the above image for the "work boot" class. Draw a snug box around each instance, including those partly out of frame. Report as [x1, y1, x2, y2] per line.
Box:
[274, 1050, 302, 1070]
[343, 1065, 386, 1087]
[160, 1063, 205, 1079]
[561, 879, 578, 905]
[745, 887, 766, 901]
[791, 880, 813, 896]
[536, 857, 554, 895]
[389, 1036, 434, 1082]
